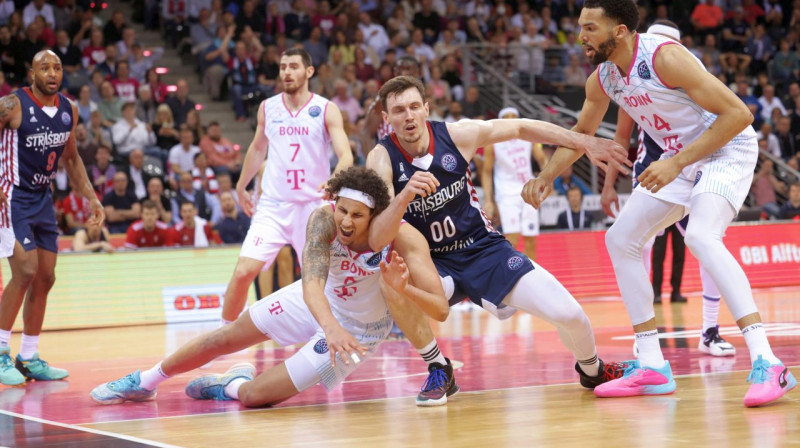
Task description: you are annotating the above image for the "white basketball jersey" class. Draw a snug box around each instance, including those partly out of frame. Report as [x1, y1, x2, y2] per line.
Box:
[262, 93, 332, 203]
[597, 33, 757, 158]
[325, 230, 391, 323]
[492, 139, 534, 199]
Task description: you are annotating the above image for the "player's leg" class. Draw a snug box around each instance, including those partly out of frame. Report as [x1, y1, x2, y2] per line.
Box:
[685, 192, 795, 406]
[598, 191, 685, 397]
[0, 241, 38, 386]
[221, 256, 268, 322]
[668, 225, 687, 302]
[381, 281, 458, 406]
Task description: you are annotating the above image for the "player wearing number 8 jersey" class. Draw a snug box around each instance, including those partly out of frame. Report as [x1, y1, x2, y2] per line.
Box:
[523, 0, 794, 407]
[219, 48, 353, 325]
[367, 76, 634, 405]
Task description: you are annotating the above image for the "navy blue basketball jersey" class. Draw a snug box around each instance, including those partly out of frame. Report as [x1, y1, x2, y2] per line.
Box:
[633, 129, 663, 188]
[380, 121, 495, 254]
[1, 88, 73, 192]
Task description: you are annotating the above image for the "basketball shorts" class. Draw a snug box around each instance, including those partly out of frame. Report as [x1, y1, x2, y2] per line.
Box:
[248, 281, 393, 392]
[239, 198, 325, 268]
[0, 188, 59, 258]
[434, 232, 533, 318]
[638, 133, 757, 212]
[497, 195, 539, 236]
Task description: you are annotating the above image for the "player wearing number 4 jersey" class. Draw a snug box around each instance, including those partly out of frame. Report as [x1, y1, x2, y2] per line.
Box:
[219, 48, 353, 326]
[366, 76, 634, 404]
[91, 167, 449, 407]
[0, 51, 105, 386]
[524, 0, 795, 407]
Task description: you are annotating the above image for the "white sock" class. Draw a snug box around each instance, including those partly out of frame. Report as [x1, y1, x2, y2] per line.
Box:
[742, 323, 780, 364]
[224, 378, 247, 400]
[0, 329, 10, 348]
[635, 330, 665, 369]
[702, 295, 721, 332]
[577, 354, 600, 377]
[139, 362, 171, 391]
[19, 334, 39, 359]
[417, 340, 447, 367]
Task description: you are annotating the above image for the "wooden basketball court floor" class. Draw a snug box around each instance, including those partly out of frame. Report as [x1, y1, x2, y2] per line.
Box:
[0, 287, 798, 447]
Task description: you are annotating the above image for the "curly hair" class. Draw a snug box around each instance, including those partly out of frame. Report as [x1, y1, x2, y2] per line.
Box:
[583, 0, 639, 33]
[326, 166, 391, 216]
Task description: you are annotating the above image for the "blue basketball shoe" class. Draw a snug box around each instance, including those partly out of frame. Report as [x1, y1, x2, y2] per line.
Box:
[0, 347, 25, 386]
[90, 370, 157, 404]
[15, 353, 68, 381]
[416, 358, 459, 406]
[185, 363, 256, 400]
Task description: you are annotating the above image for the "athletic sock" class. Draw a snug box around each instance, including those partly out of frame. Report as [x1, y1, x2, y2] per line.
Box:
[635, 329, 666, 369]
[224, 378, 247, 400]
[219, 318, 233, 328]
[577, 353, 600, 377]
[417, 340, 447, 367]
[702, 295, 721, 333]
[139, 362, 171, 391]
[19, 334, 39, 359]
[0, 329, 10, 349]
[742, 323, 780, 364]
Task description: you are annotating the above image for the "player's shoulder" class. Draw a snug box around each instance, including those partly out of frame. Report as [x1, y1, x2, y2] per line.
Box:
[155, 221, 170, 230]
[131, 220, 144, 231]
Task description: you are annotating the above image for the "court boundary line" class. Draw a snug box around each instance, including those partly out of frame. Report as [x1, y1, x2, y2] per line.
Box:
[0, 408, 182, 447]
[82, 363, 800, 427]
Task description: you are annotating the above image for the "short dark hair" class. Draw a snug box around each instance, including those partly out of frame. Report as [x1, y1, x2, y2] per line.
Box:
[790, 181, 800, 189]
[567, 186, 583, 197]
[651, 19, 679, 30]
[583, 0, 639, 32]
[379, 75, 426, 111]
[281, 48, 313, 68]
[326, 166, 390, 216]
[207, 121, 220, 128]
[142, 199, 157, 210]
[180, 201, 196, 209]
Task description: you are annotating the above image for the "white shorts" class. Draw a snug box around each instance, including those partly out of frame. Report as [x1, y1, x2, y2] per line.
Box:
[0, 224, 13, 258]
[497, 195, 539, 236]
[248, 281, 393, 392]
[638, 134, 757, 212]
[239, 198, 325, 267]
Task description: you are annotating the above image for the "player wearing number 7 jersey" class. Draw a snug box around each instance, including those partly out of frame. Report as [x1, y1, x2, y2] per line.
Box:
[366, 75, 634, 405]
[522, 0, 794, 407]
[219, 48, 353, 325]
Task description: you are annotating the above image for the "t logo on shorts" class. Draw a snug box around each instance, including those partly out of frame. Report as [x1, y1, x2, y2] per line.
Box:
[268, 301, 284, 316]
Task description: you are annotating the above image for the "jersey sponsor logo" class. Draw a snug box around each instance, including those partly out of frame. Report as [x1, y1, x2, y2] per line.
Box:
[308, 105, 322, 117]
[278, 126, 309, 136]
[397, 172, 409, 182]
[623, 93, 653, 108]
[507, 255, 525, 270]
[431, 236, 474, 253]
[441, 154, 457, 172]
[340, 259, 375, 277]
[365, 252, 382, 267]
[637, 61, 651, 80]
[29, 106, 37, 123]
[694, 170, 703, 186]
[25, 130, 71, 152]
[32, 172, 57, 185]
[313, 338, 329, 354]
[61, 111, 71, 126]
[406, 177, 466, 215]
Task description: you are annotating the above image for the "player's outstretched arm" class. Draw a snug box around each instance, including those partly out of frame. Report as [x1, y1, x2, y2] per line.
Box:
[302, 206, 366, 366]
[638, 44, 754, 193]
[325, 101, 354, 176]
[365, 145, 439, 251]
[236, 100, 269, 216]
[64, 102, 104, 225]
[381, 224, 449, 321]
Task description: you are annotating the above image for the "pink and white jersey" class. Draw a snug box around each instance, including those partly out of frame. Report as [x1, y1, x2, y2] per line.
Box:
[261, 93, 332, 203]
[325, 233, 391, 323]
[492, 139, 534, 199]
[597, 33, 757, 158]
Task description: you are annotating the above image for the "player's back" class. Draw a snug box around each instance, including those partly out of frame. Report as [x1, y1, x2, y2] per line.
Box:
[1, 88, 73, 192]
[380, 121, 494, 255]
[492, 139, 534, 197]
[260, 93, 332, 203]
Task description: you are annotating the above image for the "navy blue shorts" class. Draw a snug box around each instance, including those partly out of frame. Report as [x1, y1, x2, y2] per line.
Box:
[433, 232, 534, 307]
[10, 188, 59, 253]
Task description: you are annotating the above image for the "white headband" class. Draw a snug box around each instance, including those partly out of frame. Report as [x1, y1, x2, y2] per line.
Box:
[647, 24, 681, 42]
[337, 188, 375, 209]
[498, 107, 520, 118]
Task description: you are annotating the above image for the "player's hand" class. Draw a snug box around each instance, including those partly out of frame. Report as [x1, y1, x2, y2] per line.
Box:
[237, 185, 254, 217]
[324, 324, 366, 367]
[600, 184, 620, 218]
[0, 189, 7, 209]
[521, 178, 553, 209]
[86, 199, 105, 227]
[638, 158, 681, 194]
[398, 171, 439, 202]
[379, 250, 409, 292]
[578, 135, 632, 175]
[318, 181, 331, 200]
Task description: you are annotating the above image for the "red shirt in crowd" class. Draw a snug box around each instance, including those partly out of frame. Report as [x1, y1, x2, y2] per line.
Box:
[125, 220, 172, 248]
[170, 221, 220, 247]
[63, 190, 102, 227]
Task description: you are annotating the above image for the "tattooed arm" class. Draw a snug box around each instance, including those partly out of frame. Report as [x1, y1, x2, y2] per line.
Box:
[0, 94, 20, 207]
[302, 206, 366, 366]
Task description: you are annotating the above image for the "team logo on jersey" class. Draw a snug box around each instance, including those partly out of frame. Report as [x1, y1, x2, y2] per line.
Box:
[507, 256, 525, 270]
[366, 252, 383, 267]
[308, 105, 322, 117]
[441, 154, 458, 172]
[397, 172, 409, 182]
[694, 170, 703, 186]
[637, 62, 652, 80]
[61, 111, 71, 126]
[313, 339, 329, 354]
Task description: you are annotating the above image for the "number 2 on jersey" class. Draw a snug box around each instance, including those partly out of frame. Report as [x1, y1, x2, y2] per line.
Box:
[290, 143, 300, 162]
[430, 216, 457, 242]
